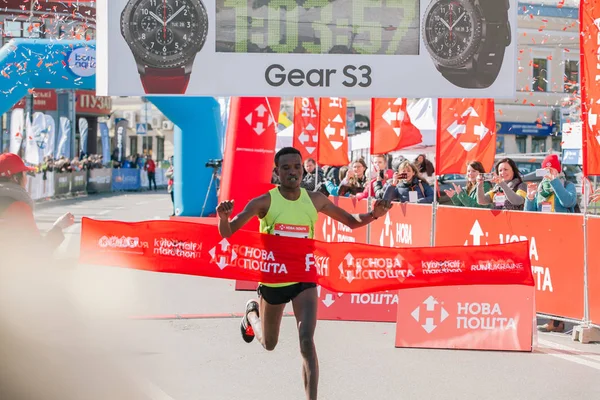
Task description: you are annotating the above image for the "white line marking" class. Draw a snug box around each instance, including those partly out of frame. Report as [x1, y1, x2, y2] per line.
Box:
[136, 201, 150, 205]
[98, 210, 110, 215]
[538, 338, 600, 371]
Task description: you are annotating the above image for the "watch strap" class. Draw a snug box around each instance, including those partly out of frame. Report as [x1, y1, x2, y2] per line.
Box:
[441, 0, 511, 89]
[140, 67, 190, 94]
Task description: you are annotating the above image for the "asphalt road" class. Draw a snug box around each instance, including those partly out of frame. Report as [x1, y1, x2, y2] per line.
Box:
[20, 192, 600, 400]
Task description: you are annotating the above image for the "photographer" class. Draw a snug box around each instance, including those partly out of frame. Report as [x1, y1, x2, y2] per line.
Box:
[380, 160, 433, 204]
[525, 155, 577, 213]
[444, 161, 493, 208]
[477, 157, 527, 210]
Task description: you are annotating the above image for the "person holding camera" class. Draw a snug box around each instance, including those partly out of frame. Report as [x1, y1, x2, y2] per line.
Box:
[380, 160, 434, 203]
[476, 158, 527, 210]
[444, 160, 493, 208]
[524, 154, 577, 214]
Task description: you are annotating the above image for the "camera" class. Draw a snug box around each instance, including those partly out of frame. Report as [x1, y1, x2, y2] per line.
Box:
[205, 159, 223, 168]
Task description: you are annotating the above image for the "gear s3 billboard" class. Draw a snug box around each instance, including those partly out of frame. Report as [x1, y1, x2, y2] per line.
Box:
[96, 0, 517, 98]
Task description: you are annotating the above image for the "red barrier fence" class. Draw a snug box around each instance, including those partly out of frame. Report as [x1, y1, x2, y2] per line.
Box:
[435, 205, 585, 321]
[587, 216, 600, 326]
[308, 199, 599, 326]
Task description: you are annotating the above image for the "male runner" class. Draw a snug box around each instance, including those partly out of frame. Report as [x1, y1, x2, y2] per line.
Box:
[216, 147, 392, 400]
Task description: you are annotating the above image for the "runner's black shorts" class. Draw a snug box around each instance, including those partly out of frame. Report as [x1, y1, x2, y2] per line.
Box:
[257, 282, 317, 305]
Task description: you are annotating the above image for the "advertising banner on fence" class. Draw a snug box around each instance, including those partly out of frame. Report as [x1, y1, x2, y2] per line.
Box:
[79, 218, 533, 294]
[587, 216, 600, 325]
[435, 206, 585, 320]
[54, 173, 72, 196]
[71, 171, 88, 194]
[87, 169, 113, 193]
[395, 284, 534, 352]
[112, 169, 141, 191]
[97, 0, 517, 98]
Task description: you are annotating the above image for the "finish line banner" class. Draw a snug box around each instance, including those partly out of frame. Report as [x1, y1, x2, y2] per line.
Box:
[80, 218, 533, 293]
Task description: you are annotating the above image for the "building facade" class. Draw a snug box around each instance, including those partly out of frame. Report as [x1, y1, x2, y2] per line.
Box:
[0, 0, 175, 163]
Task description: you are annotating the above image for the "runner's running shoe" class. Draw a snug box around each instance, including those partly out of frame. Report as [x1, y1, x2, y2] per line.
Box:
[240, 299, 259, 343]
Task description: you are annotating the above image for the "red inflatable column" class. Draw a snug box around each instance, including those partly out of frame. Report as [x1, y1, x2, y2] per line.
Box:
[219, 97, 281, 291]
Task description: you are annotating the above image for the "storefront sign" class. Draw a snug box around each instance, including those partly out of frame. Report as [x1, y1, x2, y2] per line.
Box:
[13, 90, 57, 111]
[496, 121, 553, 137]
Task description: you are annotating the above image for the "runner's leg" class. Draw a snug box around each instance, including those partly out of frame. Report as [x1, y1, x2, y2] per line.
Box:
[247, 296, 285, 351]
[291, 286, 319, 400]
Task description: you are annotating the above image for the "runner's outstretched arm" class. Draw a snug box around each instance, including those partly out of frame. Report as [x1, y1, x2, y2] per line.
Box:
[310, 192, 392, 229]
[217, 197, 267, 238]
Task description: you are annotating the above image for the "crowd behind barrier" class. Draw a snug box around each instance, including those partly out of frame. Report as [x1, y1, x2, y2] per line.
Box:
[26, 168, 168, 201]
[314, 199, 600, 329]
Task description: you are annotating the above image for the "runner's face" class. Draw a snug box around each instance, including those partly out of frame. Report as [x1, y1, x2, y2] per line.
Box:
[278, 154, 303, 188]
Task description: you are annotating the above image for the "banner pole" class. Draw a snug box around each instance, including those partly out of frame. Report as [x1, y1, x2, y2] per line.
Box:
[431, 177, 438, 247]
[583, 177, 590, 324]
[366, 151, 372, 245]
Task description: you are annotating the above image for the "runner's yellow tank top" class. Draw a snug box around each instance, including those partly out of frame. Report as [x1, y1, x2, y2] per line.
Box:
[259, 187, 318, 288]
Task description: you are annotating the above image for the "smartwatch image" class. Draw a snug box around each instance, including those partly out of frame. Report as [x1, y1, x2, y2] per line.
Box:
[120, 0, 208, 94]
[422, 0, 511, 89]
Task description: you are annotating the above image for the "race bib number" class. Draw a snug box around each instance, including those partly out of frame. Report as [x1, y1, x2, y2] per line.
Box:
[495, 194, 506, 207]
[274, 223, 310, 239]
[541, 202, 552, 213]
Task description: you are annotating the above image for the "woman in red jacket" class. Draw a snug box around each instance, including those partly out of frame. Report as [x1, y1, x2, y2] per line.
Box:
[0, 153, 74, 250]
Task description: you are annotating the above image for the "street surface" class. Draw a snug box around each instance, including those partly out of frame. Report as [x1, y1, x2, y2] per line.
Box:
[26, 192, 600, 399]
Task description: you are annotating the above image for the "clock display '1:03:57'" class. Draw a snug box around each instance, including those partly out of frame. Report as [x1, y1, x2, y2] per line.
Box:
[130, 0, 203, 56]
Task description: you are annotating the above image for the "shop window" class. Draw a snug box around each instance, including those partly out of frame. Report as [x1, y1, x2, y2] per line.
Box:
[496, 135, 505, 153]
[129, 136, 138, 156]
[533, 58, 548, 92]
[532, 137, 547, 153]
[143, 136, 153, 157]
[564, 60, 579, 93]
[157, 137, 165, 161]
[552, 136, 562, 152]
[516, 136, 527, 153]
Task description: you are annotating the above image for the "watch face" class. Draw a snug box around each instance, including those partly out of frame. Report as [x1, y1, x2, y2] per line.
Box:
[423, 0, 482, 67]
[121, 0, 208, 69]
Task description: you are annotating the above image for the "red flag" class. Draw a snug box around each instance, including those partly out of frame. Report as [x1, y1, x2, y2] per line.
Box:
[436, 99, 496, 174]
[370, 98, 422, 154]
[317, 97, 349, 167]
[293, 97, 319, 161]
[580, 2, 600, 177]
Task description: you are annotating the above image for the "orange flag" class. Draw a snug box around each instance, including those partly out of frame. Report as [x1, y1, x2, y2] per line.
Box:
[436, 99, 496, 175]
[292, 97, 319, 161]
[317, 97, 349, 167]
[580, 1, 600, 177]
[370, 98, 422, 154]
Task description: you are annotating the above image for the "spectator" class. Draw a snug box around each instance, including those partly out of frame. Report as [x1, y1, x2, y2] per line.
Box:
[337, 158, 367, 196]
[0, 153, 74, 251]
[300, 158, 324, 192]
[165, 157, 175, 216]
[380, 160, 434, 203]
[324, 166, 349, 196]
[356, 154, 394, 201]
[524, 154, 576, 333]
[477, 157, 527, 210]
[525, 154, 577, 214]
[445, 161, 493, 208]
[415, 154, 435, 182]
[144, 157, 157, 191]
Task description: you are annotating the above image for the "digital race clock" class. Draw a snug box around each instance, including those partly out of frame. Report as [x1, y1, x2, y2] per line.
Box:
[215, 0, 420, 55]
